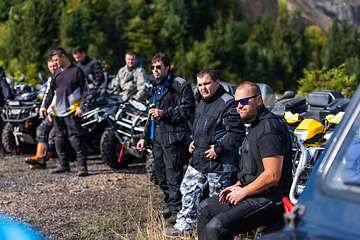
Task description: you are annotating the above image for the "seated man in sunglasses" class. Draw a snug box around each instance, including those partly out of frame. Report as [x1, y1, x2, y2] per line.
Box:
[164, 68, 245, 237]
[114, 51, 149, 102]
[197, 81, 293, 240]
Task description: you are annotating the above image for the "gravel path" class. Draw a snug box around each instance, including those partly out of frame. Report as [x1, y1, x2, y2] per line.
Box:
[0, 151, 164, 239]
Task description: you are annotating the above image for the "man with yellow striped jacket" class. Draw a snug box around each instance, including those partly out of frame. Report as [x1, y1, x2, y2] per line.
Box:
[40, 47, 90, 176]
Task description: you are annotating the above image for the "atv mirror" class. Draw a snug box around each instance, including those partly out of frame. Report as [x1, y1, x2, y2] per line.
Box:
[35, 84, 43, 91]
[16, 76, 25, 85]
[38, 72, 44, 83]
[280, 91, 295, 100]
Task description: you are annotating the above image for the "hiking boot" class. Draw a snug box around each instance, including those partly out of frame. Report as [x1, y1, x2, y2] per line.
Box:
[50, 165, 70, 174]
[158, 207, 172, 219]
[77, 166, 88, 177]
[25, 143, 52, 164]
[165, 212, 178, 226]
[29, 163, 46, 169]
[163, 227, 192, 238]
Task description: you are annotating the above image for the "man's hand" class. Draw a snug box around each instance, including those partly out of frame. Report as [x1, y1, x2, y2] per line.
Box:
[39, 109, 46, 119]
[47, 113, 53, 123]
[148, 108, 163, 118]
[219, 181, 243, 204]
[226, 187, 247, 205]
[88, 83, 94, 89]
[205, 145, 218, 160]
[137, 139, 146, 151]
[75, 109, 83, 117]
[189, 141, 195, 154]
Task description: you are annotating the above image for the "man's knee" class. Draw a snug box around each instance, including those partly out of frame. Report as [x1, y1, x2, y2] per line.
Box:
[206, 217, 223, 235]
[197, 197, 210, 216]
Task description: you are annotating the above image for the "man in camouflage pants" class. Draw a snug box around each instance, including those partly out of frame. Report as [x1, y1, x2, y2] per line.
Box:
[164, 68, 246, 237]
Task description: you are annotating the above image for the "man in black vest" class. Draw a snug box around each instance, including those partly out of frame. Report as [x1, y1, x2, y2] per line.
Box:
[164, 68, 245, 237]
[137, 53, 195, 223]
[72, 46, 104, 89]
[197, 81, 292, 240]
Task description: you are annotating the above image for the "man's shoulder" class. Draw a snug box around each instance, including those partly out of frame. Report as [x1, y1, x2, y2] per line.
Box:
[220, 92, 234, 104]
[88, 57, 100, 66]
[133, 65, 147, 73]
[118, 65, 127, 73]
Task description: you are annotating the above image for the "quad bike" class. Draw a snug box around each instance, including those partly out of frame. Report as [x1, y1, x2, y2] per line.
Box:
[81, 87, 120, 153]
[1, 94, 42, 154]
[285, 111, 345, 205]
[100, 99, 150, 170]
[0, 74, 49, 154]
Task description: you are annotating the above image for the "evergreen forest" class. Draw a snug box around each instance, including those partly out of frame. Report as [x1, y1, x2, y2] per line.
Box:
[0, 0, 359, 96]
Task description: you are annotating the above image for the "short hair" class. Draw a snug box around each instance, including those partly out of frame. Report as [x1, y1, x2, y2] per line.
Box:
[197, 68, 218, 82]
[237, 81, 261, 96]
[72, 46, 84, 54]
[50, 47, 68, 58]
[125, 51, 137, 58]
[151, 53, 171, 70]
[47, 59, 54, 64]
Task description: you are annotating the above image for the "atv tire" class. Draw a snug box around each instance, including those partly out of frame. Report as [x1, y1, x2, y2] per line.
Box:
[100, 127, 133, 169]
[146, 152, 157, 184]
[2, 123, 20, 154]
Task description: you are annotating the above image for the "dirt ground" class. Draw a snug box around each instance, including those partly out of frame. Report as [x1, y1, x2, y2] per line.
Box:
[0, 150, 165, 240]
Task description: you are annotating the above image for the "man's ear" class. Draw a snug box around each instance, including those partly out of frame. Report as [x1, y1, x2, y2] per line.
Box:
[216, 79, 220, 87]
[257, 95, 263, 106]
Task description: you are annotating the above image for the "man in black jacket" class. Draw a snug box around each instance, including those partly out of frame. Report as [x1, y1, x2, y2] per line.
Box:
[40, 47, 89, 176]
[0, 66, 15, 106]
[197, 81, 292, 240]
[164, 68, 245, 237]
[72, 46, 104, 89]
[137, 53, 195, 223]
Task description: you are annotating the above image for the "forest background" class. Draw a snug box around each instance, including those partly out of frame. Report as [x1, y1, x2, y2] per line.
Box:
[0, 0, 359, 97]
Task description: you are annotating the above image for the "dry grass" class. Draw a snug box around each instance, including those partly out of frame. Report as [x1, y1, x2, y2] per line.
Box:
[0, 152, 255, 240]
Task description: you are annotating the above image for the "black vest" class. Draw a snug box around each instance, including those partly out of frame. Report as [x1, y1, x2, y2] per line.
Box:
[238, 107, 292, 194]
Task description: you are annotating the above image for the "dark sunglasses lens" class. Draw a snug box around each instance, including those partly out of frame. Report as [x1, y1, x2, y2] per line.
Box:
[233, 98, 249, 107]
[239, 99, 248, 105]
[151, 65, 161, 70]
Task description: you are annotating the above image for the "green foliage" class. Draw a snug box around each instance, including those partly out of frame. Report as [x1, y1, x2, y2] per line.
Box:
[297, 63, 357, 98]
[0, 0, 359, 94]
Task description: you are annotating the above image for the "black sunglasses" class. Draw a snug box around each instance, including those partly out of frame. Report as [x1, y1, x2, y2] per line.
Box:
[233, 95, 258, 107]
[151, 65, 162, 70]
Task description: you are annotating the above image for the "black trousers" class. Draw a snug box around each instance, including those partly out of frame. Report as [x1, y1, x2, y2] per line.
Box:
[152, 139, 185, 213]
[36, 116, 56, 151]
[53, 114, 87, 167]
[197, 194, 285, 240]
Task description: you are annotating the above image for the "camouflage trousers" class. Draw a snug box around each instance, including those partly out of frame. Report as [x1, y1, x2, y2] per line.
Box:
[173, 165, 232, 232]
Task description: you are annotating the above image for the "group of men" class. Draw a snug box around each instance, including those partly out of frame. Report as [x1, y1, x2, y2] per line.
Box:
[136, 53, 292, 239]
[24, 46, 149, 176]
[3, 46, 292, 239]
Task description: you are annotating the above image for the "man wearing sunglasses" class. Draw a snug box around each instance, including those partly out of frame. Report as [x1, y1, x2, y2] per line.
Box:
[137, 53, 195, 225]
[197, 81, 293, 240]
[114, 51, 149, 102]
[164, 68, 245, 237]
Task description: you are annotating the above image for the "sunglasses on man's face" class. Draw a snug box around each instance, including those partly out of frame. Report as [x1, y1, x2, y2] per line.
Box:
[233, 95, 258, 107]
[151, 65, 162, 70]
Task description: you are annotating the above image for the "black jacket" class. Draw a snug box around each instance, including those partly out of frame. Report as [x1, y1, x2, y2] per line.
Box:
[0, 66, 14, 106]
[238, 105, 292, 195]
[76, 56, 104, 87]
[141, 73, 195, 147]
[190, 85, 245, 173]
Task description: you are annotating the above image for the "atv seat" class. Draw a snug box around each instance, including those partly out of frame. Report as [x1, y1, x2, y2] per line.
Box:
[307, 90, 344, 122]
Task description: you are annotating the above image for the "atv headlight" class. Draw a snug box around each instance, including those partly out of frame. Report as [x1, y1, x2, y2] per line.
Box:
[9, 100, 20, 106]
[10, 109, 22, 115]
[294, 129, 308, 142]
